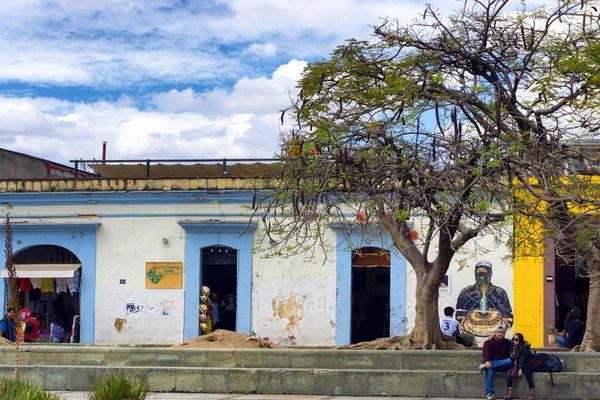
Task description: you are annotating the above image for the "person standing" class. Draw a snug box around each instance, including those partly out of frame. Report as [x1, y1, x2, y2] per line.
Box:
[480, 325, 512, 400]
[440, 306, 460, 338]
[0, 307, 17, 342]
[504, 333, 535, 400]
[557, 309, 586, 349]
[50, 315, 65, 343]
[24, 312, 42, 342]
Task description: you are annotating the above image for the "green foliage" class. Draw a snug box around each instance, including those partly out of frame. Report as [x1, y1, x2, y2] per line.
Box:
[87, 374, 148, 400]
[0, 378, 63, 400]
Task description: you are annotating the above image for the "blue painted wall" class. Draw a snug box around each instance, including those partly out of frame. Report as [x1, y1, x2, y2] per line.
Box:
[179, 222, 256, 341]
[334, 227, 406, 345]
[0, 223, 100, 343]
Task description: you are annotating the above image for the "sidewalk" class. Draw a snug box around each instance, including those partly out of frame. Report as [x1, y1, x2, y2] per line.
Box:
[51, 393, 482, 400]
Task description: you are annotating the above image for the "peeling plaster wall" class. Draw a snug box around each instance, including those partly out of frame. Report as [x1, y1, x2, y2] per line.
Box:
[405, 217, 514, 345]
[250, 229, 337, 346]
[1, 201, 340, 345]
[94, 217, 186, 344]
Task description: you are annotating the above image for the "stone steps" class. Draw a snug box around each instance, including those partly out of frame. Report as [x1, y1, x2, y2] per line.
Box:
[0, 347, 597, 398]
[0, 365, 595, 399]
[0, 346, 597, 372]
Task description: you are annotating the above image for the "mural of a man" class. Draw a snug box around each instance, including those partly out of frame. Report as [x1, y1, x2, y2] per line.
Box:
[455, 260, 513, 337]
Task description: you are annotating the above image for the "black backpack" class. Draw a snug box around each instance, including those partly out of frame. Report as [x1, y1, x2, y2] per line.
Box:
[24, 321, 34, 334]
[530, 352, 563, 385]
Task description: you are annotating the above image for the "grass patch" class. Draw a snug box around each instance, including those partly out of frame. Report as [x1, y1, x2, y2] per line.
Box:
[87, 374, 148, 400]
[0, 378, 63, 400]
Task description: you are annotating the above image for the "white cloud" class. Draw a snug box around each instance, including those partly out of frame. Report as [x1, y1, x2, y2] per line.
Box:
[151, 59, 306, 114]
[244, 43, 277, 57]
[0, 0, 435, 86]
[0, 59, 307, 163]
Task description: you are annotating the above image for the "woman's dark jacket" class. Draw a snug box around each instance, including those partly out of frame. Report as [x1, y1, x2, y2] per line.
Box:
[510, 342, 531, 369]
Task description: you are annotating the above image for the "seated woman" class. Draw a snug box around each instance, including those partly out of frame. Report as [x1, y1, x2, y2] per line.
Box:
[557, 309, 586, 349]
[505, 333, 535, 400]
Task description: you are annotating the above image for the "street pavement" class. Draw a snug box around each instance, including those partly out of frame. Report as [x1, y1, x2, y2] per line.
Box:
[51, 393, 482, 400]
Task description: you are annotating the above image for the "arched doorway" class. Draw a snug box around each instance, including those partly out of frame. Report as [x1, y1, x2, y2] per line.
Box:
[8, 245, 82, 342]
[351, 246, 390, 343]
[200, 245, 238, 333]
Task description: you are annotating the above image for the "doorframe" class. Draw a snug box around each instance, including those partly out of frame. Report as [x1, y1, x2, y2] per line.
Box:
[332, 225, 406, 345]
[0, 223, 100, 343]
[179, 222, 255, 341]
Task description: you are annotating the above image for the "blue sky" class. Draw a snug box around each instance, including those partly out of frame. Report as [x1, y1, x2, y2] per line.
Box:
[0, 0, 553, 164]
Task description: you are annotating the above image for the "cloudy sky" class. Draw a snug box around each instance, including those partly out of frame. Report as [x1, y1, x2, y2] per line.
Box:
[0, 0, 554, 165]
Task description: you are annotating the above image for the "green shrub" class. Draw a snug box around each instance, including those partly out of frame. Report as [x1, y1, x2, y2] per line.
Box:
[0, 378, 63, 400]
[87, 374, 148, 400]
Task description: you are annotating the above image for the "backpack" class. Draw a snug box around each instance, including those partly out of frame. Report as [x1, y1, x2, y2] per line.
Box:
[530, 352, 563, 385]
[24, 321, 34, 334]
[54, 324, 65, 339]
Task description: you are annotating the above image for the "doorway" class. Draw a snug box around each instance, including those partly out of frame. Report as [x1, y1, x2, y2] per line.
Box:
[11, 245, 82, 342]
[351, 247, 390, 344]
[201, 245, 238, 333]
[554, 254, 589, 331]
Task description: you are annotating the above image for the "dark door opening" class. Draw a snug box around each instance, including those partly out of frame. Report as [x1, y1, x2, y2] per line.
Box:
[201, 245, 238, 334]
[555, 254, 589, 331]
[351, 247, 390, 344]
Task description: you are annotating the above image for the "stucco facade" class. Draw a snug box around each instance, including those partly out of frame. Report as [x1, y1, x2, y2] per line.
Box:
[0, 178, 515, 346]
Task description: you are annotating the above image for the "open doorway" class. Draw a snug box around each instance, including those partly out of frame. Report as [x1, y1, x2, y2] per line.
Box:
[201, 245, 238, 334]
[351, 247, 390, 344]
[554, 254, 589, 331]
[8, 245, 82, 343]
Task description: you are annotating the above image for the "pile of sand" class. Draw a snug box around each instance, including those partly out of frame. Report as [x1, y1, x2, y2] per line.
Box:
[172, 329, 284, 349]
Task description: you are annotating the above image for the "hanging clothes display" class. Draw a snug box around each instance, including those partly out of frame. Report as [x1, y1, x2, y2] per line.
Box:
[19, 278, 31, 292]
[55, 278, 67, 294]
[41, 278, 54, 293]
[66, 277, 77, 294]
[30, 278, 43, 290]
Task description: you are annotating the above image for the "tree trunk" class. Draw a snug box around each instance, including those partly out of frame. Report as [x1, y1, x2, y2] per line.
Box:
[411, 276, 443, 348]
[580, 265, 600, 352]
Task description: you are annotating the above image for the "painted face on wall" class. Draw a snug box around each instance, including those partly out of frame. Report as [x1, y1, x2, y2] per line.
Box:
[475, 267, 491, 285]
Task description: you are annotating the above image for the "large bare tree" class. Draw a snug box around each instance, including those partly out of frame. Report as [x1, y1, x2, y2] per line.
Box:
[255, 0, 600, 349]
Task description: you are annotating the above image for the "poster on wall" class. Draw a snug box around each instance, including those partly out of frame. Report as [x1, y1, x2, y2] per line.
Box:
[145, 262, 183, 289]
[455, 260, 513, 337]
[439, 275, 450, 294]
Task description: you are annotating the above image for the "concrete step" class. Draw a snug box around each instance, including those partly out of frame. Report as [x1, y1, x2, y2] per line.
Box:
[0, 365, 596, 399]
[0, 347, 597, 373]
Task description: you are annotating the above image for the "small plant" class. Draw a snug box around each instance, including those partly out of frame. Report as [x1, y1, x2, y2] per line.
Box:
[547, 317, 557, 335]
[35, 333, 52, 343]
[460, 332, 476, 343]
[87, 374, 148, 400]
[0, 378, 63, 400]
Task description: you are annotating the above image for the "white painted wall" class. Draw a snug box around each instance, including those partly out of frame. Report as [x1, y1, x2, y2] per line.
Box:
[251, 229, 337, 346]
[3, 202, 339, 345]
[404, 216, 514, 345]
[2, 201, 513, 346]
[94, 217, 186, 344]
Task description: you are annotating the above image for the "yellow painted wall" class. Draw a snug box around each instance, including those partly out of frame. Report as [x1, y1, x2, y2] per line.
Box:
[513, 214, 545, 347]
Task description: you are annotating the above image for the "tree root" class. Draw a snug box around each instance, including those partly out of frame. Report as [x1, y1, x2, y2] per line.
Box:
[337, 333, 468, 350]
[246, 336, 276, 348]
[571, 341, 599, 352]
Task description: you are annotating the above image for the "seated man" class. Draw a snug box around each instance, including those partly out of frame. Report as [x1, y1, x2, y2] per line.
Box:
[440, 306, 460, 339]
[557, 309, 586, 349]
[480, 325, 512, 400]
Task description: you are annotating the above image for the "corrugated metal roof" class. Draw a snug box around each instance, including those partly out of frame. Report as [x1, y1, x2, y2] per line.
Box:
[88, 162, 282, 179]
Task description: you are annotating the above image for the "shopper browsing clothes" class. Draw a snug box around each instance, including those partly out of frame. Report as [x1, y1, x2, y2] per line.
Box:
[0, 307, 17, 342]
[50, 316, 65, 343]
[23, 312, 42, 343]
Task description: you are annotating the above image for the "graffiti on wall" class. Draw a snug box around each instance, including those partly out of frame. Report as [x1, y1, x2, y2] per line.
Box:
[455, 260, 513, 337]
